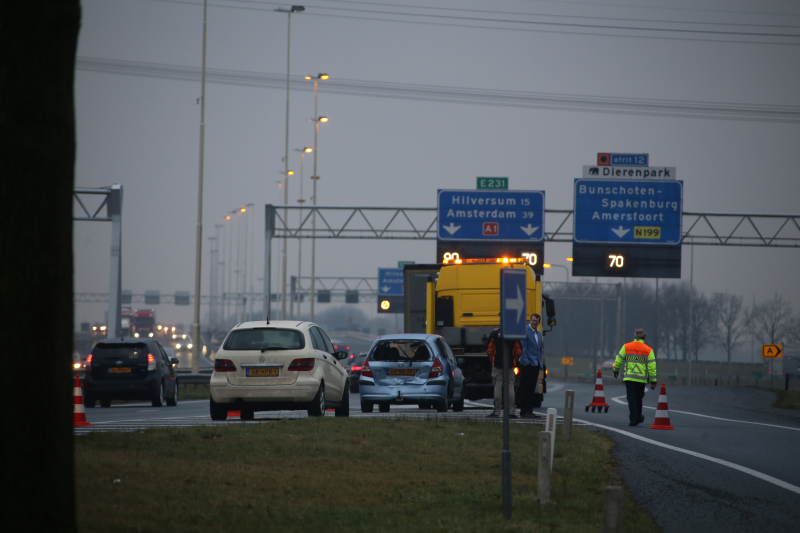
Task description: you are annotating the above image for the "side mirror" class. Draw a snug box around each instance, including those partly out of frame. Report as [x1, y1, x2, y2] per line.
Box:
[547, 317, 556, 327]
[334, 350, 349, 361]
[170, 357, 179, 365]
[543, 294, 556, 318]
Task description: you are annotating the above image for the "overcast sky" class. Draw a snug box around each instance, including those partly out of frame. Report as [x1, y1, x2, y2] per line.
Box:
[73, 0, 800, 329]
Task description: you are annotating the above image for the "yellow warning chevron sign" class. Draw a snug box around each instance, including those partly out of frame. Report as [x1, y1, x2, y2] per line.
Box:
[762, 344, 783, 358]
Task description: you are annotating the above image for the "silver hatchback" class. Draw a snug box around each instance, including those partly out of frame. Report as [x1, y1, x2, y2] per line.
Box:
[359, 334, 465, 413]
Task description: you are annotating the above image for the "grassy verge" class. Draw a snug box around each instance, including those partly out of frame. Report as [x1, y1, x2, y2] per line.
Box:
[179, 383, 210, 401]
[76, 418, 661, 533]
[770, 388, 800, 410]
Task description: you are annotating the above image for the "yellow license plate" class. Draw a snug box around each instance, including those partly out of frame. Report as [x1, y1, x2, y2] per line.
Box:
[247, 368, 279, 377]
[109, 367, 131, 373]
[389, 369, 415, 376]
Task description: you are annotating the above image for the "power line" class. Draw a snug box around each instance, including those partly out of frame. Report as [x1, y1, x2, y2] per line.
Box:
[76, 56, 800, 123]
[138, 0, 800, 45]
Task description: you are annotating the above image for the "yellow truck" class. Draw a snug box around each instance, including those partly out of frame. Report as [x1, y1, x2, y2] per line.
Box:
[403, 262, 556, 402]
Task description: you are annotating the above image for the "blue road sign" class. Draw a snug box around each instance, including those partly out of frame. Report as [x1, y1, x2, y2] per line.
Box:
[501, 269, 527, 340]
[437, 189, 545, 242]
[610, 153, 648, 166]
[573, 179, 683, 245]
[378, 268, 404, 295]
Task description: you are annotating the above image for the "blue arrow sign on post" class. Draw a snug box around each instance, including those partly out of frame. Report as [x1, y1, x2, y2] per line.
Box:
[378, 268, 404, 296]
[573, 179, 683, 245]
[501, 269, 527, 340]
[437, 189, 545, 242]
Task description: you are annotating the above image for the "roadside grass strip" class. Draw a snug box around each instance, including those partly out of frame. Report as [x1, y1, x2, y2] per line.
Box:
[76, 418, 661, 533]
[770, 388, 800, 410]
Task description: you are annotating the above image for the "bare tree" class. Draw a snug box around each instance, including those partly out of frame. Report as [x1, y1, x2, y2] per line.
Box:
[749, 292, 794, 345]
[690, 288, 715, 362]
[0, 2, 81, 532]
[711, 292, 747, 373]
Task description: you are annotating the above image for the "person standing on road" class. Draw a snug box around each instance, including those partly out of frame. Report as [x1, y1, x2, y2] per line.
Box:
[518, 313, 543, 419]
[613, 328, 657, 426]
[485, 329, 521, 418]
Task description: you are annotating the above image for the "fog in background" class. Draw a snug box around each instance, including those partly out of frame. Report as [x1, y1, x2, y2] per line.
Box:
[73, 0, 800, 353]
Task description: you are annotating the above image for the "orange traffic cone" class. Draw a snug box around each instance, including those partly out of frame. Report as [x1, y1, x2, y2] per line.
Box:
[585, 369, 610, 413]
[73, 376, 92, 427]
[650, 384, 674, 430]
[228, 410, 241, 418]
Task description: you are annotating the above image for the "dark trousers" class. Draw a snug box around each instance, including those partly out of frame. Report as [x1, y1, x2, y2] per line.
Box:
[625, 380, 646, 424]
[519, 364, 541, 414]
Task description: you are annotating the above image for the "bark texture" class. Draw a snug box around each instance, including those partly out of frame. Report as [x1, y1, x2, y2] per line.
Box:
[0, 1, 81, 531]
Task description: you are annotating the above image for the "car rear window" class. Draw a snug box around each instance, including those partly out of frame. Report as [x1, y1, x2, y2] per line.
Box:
[93, 342, 149, 361]
[224, 328, 305, 351]
[370, 340, 432, 362]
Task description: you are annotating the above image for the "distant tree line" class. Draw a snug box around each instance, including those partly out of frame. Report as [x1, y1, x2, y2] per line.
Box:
[544, 281, 799, 368]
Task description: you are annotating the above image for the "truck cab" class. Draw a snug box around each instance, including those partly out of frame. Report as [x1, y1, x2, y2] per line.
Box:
[404, 262, 556, 401]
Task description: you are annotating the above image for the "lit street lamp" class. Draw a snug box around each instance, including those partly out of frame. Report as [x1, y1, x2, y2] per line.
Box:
[293, 147, 312, 319]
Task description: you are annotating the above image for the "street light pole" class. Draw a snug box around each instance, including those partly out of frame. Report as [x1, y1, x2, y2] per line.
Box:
[276, 5, 304, 320]
[294, 147, 311, 320]
[191, 0, 208, 375]
[305, 73, 328, 322]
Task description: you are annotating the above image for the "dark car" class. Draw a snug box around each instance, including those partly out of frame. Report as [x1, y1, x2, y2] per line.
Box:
[348, 353, 368, 393]
[83, 337, 179, 408]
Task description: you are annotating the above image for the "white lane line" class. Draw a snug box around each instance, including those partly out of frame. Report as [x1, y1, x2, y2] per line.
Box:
[611, 395, 800, 432]
[576, 417, 800, 495]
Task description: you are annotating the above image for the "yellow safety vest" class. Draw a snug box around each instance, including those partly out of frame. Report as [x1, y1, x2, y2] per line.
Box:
[613, 339, 657, 384]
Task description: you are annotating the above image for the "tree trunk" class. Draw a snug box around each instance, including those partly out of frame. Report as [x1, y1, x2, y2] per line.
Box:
[0, 2, 81, 531]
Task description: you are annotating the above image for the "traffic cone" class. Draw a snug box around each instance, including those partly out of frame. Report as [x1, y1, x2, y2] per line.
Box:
[585, 369, 610, 413]
[228, 410, 240, 418]
[650, 384, 674, 430]
[73, 376, 92, 427]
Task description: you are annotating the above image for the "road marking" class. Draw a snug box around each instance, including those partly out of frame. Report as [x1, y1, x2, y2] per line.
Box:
[576, 417, 800, 495]
[611, 395, 800, 432]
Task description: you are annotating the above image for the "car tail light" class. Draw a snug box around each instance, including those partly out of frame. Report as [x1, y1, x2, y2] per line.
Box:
[86, 354, 93, 371]
[214, 359, 236, 372]
[288, 358, 315, 371]
[513, 367, 519, 375]
[351, 366, 362, 372]
[361, 359, 373, 378]
[147, 353, 156, 371]
[428, 358, 444, 379]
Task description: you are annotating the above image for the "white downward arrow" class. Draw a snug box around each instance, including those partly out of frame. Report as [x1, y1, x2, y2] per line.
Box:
[506, 285, 525, 325]
[520, 224, 539, 237]
[381, 285, 391, 293]
[611, 226, 630, 238]
[442, 223, 461, 235]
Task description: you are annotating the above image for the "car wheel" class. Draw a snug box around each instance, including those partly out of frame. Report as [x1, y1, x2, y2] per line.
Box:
[308, 383, 325, 417]
[210, 396, 228, 421]
[99, 399, 111, 408]
[240, 408, 255, 421]
[360, 400, 374, 413]
[84, 397, 96, 408]
[166, 383, 178, 407]
[434, 398, 448, 413]
[378, 403, 390, 413]
[152, 382, 164, 407]
[452, 387, 465, 412]
[335, 384, 350, 417]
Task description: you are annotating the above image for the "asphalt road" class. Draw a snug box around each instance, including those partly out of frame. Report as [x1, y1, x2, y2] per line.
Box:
[76, 379, 800, 532]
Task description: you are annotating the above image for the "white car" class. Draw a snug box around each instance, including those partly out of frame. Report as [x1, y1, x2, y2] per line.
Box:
[209, 320, 350, 420]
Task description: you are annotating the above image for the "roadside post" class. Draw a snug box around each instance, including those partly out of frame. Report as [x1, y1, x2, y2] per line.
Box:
[603, 486, 624, 532]
[500, 268, 527, 519]
[538, 432, 551, 503]
[563, 390, 574, 440]
[544, 408, 557, 467]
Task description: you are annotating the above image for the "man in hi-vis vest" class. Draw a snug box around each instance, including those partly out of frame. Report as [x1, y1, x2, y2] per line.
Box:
[613, 328, 657, 426]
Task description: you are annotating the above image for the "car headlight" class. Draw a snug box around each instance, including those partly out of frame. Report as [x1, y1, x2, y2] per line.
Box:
[176, 343, 182, 349]
[187, 343, 193, 349]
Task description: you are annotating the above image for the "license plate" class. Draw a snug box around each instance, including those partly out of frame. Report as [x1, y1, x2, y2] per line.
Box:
[389, 369, 415, 376]
[246, 368, 279, 377]
[108, 367, 131, 373]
